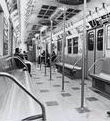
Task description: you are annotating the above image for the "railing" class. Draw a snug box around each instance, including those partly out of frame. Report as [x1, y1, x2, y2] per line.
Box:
[0, 72, 46, 121]
[54, 55, 62, 63]
[6, 56, 28, 70]
[88, 58, 104, 74]
[73, 57, 82, 67]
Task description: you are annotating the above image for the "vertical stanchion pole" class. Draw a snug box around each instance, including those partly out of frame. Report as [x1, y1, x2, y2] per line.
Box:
[50, 20, 53, 80]
[81, 0, 87, 109]
[38, 36, 40, 68]
[62, 8, 66, 92]
[37, 38, 39, 68]
[45, 39, 47, 76]
[103, 25, 106, 57]
[76, 0, 90, 113]
[40, 32, 42, 71]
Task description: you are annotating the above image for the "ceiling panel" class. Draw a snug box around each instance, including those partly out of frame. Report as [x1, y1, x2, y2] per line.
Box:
[37, 5, 57, 19]
[21, 0, 110, 42]
[57, 0, 91, 5]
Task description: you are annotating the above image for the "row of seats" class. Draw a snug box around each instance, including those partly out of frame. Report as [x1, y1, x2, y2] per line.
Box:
[0, 56, 46, 121]
[88, 57, 110, 98]
[55, 55, 110, 98]
[55, 55, 82, 79]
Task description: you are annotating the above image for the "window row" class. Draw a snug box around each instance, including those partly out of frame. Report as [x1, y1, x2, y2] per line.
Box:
[57, 37, 79, 54]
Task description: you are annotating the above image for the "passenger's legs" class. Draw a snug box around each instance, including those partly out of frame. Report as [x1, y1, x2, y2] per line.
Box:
[26, 63, 31, 76]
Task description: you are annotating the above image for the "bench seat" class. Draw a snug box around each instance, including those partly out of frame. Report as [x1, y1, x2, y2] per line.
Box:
[56, 62, 81, 70]
[0, 56, 45, 121]
[56, 61, 82, 79]
[89, 73, 110, 84]
[89, 58, 110, 98]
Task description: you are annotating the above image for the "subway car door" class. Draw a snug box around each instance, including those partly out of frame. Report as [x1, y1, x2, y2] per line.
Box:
[87, 29, 95, 74]
[87, 27, 104, 74]
[95, 27, 104, 73]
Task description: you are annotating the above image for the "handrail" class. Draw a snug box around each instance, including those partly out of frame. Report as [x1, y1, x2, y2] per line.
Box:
[87, 58, 104, 73]
[55, 55, 61, 62]
[73, 57, 82, 67]
[0, 72, 46, 121]
[6, 56, 28, 70]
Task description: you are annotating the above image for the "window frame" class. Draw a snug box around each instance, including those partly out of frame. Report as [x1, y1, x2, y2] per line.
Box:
[67, 38, 72, 54]
[73, 37, 78, 54]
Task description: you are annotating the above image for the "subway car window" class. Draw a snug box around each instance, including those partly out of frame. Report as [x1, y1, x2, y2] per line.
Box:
[88, 31, 94, 51]
[73, 37, 78, 54]
[68, 39, 72, 54]
[97, 29, 103, 51]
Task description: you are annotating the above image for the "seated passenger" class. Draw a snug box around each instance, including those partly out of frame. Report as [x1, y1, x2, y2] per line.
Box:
[51, 51, 57, 62]
[14, 48, 24, 59]
[23, 51, 28, 60]
[45, 49, 50, 67]
[41, 50, 45, 63]
[14, 48, 32, 76]
[14, 48, 24, 69]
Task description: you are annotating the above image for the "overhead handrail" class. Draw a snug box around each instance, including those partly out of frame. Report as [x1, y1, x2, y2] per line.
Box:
[0, 72, 46, 121]
[87, 58, 104, 73]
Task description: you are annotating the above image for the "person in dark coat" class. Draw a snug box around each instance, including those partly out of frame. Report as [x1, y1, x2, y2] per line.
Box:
[51, 51, 57, 62]
[14, 48, 32, 76]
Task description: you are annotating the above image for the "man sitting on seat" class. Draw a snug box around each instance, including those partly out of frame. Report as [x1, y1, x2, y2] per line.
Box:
[14, 48, 32, 76]
[51, 51, 57, 62]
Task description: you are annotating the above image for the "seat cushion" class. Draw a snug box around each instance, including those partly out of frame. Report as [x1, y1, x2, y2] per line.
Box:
[90, 73, 110, 83]
[73, 66, 82, 70]
[64, 63, 73, 70]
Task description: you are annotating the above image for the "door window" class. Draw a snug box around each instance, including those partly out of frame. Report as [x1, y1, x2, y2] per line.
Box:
[68, 39, 72, 54]
[97, 29, 103, 51]
[73, 37, 78, 54]
[88, 31, 94, 51]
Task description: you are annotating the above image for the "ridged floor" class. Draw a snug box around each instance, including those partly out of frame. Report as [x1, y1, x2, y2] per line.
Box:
[0, 63, 110, 121]
[30, 63, 110, 121]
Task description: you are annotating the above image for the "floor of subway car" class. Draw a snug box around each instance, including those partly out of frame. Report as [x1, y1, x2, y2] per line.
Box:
[30, 63, 110, 121]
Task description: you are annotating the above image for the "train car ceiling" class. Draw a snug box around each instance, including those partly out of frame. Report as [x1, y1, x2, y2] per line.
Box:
[37, 6, 81, 26]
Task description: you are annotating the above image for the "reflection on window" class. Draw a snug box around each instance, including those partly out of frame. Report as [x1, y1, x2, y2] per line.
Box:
[73, 37, 78, 54]
[88, 31, 94, 51]
[97, 29, 103, 51]
[68, 39, 72, 54]
[107, 25, 110, 49]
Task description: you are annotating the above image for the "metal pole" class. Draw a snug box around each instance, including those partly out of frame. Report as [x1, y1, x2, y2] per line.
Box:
[37, 38, 39, 68]
[50, 20, 53, 80]
[38, 37, 40, 68]
[62, 8, 66, 91]
[81, 0, 87, 109]
[103, 25, 106, 57]
[40, 33, 42, 70]
[45, 39, 47, 76]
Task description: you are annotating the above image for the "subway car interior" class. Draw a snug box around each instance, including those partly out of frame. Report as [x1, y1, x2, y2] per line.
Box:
[1, 0, 110, 121]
